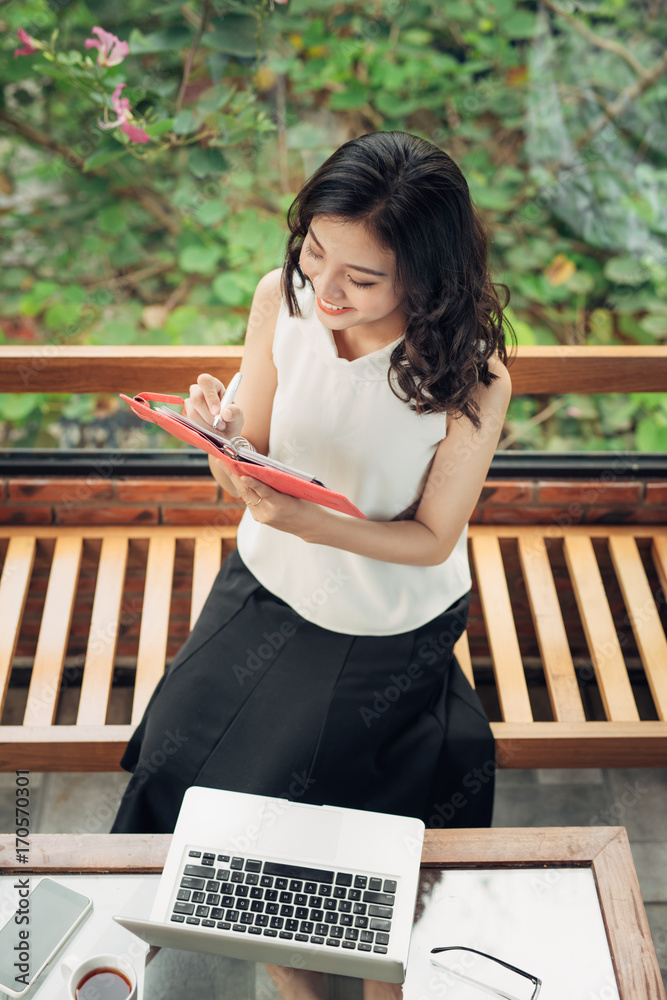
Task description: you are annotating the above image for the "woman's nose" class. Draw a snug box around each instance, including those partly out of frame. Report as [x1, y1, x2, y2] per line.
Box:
[315, 268, 345, 302]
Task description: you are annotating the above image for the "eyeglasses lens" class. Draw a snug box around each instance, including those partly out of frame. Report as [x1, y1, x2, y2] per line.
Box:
[430, 949, 538, 1000]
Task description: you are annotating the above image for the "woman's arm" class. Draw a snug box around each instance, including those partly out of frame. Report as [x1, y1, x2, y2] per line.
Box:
[231, 357, 512, 565]
[188, 268, 282, 498]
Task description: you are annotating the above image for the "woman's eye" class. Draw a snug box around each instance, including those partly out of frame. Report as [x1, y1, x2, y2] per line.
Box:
[305, 244, 322, 260]
[348, 276, 374, 289]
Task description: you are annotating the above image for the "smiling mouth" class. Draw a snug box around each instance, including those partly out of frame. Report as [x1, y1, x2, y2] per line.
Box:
[317, 297, 354, 313]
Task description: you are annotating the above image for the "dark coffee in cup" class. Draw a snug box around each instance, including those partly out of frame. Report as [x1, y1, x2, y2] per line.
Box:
[75, 967, 132, 1000]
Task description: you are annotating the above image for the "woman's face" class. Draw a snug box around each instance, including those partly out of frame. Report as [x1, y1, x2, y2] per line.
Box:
[299, 215, 407, 339]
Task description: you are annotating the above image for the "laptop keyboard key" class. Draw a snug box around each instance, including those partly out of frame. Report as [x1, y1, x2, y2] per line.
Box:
[300, 921, 314, 934]
[360, 931, 374, 942]
[233, 925, 247, 932]
[202, 919, 215, 927]
[310, 935, 325, 944]
[376, 933, 390, 945]
[279, 931, 293, 939]
[286, 919, 299, 932]
[339, 914, 353, 926]
[329, 926, 344, 939]
[231, 857, 244, 869]
[211, 908, 224, 920]
[177, 889, 190, 901]
[192, 892, 205, 904]
[355, 916, 369, 929]
[374, 946, 388, 954]
[174, 902, 195, 915]
[326, 939, 340, 947]
[363, 891, 395, 906]
[383, 880, 397, 893]
[245, 860, 262, 872]
[342, 941, 356, 949]
[249, 926, 262, 935]
[195, 905, 209, 918]
[184, 865, 210, 878]
[186, 917, 200, 925]
[295, 934, 309, 942]
[217, 921, 232, 930]
[289, 880, 303, 892]
[369, 878, 382, 891]
[171, 914, 185, 923]
[358, 944, 372, 952]
[260, 876, 274, 888]
[207, 893, 221, 906]
[354, 876, 367, 889]
[189, 850, 201, 858]
[370, 918, 391, 932]
[181, 876, 205, 890]
[368, 904, 392, 919]
[336, 873, 353, 887]
[304, 882, 317, 893]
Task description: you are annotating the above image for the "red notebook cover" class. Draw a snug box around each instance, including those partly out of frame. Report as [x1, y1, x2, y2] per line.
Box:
[120, 392, 366, 519]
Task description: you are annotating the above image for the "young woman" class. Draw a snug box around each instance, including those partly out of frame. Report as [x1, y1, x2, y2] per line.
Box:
[111, 130, 513, 997]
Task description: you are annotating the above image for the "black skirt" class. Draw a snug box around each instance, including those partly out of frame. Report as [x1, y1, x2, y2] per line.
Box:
[111, 548, 494, 834]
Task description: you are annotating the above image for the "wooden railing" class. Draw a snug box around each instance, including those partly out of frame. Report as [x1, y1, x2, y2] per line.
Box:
[1, 345, 667, 394]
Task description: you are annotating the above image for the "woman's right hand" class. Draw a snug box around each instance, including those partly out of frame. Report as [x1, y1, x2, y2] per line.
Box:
[184, 373, 245, 439]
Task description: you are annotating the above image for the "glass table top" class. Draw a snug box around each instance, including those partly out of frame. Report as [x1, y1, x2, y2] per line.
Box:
[0, 866, 619, 1000]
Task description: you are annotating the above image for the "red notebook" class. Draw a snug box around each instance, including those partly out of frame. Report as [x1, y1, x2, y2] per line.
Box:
[120, 392, 366, 519]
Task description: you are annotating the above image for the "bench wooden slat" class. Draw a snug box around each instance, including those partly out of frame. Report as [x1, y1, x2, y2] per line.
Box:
[23, 537, 83, 727]
[131, 536, 176, 725]
[0, 537, 36, 716]
[651, 536, 667, 605]
[609, 534, 667, 721]
[77, 537, 129, 726]
[190, 536, 223, 630]
[472, 535, 533, 722]
[563, 535, 639, 722]
[453, 632, 475, 689]
[518, 535, 585, 722]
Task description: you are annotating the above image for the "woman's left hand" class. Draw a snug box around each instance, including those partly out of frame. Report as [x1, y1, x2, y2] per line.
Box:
[229, 471, 324, 541]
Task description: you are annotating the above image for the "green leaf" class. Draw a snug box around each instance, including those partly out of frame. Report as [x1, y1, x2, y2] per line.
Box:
[165, 306, 201, 336]
[502, 11, 537, 38]
[188, 146, 228, 178]
[83, 147, 126, 172]
[98, 204, 128, 235]
[636, 417, 667, 451]
[143, 118, 175, 137]
[179, 245, 223, 274]
[128, 26, 193, 54]
[195, 200, 229, 227]
[173, 110, 198, 135]
[44, 300, 82, 332]
[212, 272, 248, 305]
[639, 314, 667, 338]
[196, 84, 236, 115]
[0, 394, 41, 421]
[203, 15, 259, 57]
[604, 255, 650, 286]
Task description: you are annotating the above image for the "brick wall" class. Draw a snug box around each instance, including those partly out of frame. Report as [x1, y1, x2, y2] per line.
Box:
[1, 475, 667, 525]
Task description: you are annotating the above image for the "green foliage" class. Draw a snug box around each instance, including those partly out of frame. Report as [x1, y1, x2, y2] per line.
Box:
[1, 0, 666, 450]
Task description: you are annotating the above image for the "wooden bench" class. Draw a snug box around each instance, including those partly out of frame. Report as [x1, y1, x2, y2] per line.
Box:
[1, 345, 667, 770]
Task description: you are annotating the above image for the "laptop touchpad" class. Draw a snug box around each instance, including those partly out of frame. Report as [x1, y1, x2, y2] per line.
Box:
[256, 804, 343, 861]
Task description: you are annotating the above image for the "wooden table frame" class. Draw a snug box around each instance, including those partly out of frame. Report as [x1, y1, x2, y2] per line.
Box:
[0, 828, 663, 1000]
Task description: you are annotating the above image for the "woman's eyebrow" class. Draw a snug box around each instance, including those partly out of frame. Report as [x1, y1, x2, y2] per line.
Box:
[308, 225, 388, 277]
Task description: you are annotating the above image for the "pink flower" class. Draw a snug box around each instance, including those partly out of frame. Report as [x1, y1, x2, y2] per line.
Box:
[85, 26, 130, 67]
[98, 83, 150, 144]
[120, 121, 150, 144]
[14, 28, 39, 57]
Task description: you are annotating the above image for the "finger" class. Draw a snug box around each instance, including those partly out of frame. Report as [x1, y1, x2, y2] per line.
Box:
[186, 386, 216, 426]
[197, 373, 223, 417]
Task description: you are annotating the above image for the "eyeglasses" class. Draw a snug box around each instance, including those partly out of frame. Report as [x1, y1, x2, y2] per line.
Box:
[430, 946, 542, 1000]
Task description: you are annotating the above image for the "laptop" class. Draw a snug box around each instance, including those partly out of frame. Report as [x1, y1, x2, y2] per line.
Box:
[114, 786, 425, 983]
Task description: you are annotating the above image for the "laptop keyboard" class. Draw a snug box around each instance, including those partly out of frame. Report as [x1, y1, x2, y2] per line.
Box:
[169, 848, 397, 954]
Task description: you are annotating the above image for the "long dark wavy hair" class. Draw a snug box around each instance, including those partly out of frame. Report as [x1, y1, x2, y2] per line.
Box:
[282, 131, 515, 429]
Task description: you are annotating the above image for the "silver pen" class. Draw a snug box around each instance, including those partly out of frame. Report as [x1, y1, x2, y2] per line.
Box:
[212, 372, 242, 429]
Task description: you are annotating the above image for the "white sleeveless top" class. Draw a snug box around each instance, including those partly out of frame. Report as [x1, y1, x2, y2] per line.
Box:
[236, 278, 471, 635]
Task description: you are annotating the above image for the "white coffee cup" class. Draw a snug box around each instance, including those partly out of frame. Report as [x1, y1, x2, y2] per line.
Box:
[60, 953, 137, 999]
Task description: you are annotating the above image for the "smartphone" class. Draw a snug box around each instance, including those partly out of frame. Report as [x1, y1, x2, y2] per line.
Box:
[0, 877, 92, 997]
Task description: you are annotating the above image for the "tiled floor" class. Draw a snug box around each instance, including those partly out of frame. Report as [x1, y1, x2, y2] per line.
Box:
[0, 767, 665, 992]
